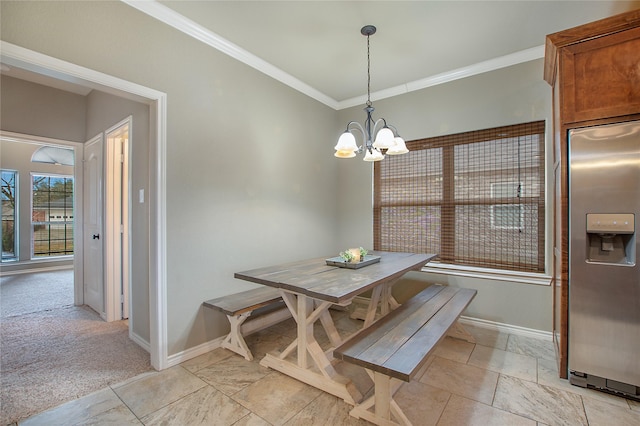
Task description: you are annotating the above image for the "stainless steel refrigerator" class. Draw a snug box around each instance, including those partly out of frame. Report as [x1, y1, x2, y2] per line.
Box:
[568, 120, 640, 399]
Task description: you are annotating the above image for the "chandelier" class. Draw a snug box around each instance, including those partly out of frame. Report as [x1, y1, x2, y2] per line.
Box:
[334, 25, 408, 161]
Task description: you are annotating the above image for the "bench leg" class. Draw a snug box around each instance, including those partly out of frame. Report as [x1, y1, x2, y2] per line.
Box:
[447, 321, 476, 343]
[374, 371, 392, 421]
[349, 370, 412, 426]
[218, 307, 291, 362]
[220, 313, 253, 361]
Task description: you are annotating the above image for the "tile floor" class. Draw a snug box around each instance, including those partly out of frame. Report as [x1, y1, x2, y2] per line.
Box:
[17, 310, 640, 426]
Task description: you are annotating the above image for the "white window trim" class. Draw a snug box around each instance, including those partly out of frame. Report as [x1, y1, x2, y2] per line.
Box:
[422, 261, 551, 286]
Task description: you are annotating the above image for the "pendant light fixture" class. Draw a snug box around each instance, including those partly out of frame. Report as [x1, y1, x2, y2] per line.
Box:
[334, 25, 408, 161]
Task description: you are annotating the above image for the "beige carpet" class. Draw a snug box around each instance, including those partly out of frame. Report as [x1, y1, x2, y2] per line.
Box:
[0, 270, 152, 425]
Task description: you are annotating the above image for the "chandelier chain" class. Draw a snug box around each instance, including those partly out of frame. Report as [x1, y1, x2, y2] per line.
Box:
[366, 34, 372, 107]
[333, 24, 409, 161]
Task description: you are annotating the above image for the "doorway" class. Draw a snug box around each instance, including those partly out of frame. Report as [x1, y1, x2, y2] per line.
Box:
[2, 41, 167, 369]
[83, 118, 131, 322]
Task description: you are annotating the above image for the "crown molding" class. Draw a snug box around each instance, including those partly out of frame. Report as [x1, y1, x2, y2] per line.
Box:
[121, 0, 544, 111]
[337, 45, 545, 110]
[121, 0, 339, 109]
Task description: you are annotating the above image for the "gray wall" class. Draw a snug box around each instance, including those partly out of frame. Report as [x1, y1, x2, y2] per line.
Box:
[1, 0, 555, 360]
[336, 59, 553, 332]
[0, 75, 86, 143]
[1, 0, 341, 356]
[1, 75, 83, 270]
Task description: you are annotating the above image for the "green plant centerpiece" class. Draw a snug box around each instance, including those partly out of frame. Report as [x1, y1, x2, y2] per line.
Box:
[340, 247, 369, 263]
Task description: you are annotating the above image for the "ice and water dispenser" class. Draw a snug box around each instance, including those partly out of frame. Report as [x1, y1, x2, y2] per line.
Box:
[585, 213, 635, 265]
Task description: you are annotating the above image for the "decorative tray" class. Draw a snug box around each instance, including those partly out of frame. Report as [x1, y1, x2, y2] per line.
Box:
[326, 255, 381, 269]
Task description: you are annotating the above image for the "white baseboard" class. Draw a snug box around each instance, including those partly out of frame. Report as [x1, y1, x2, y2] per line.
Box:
[352, 295, 552, 340]
[0, 264, 73, 276]
[165, 303, 552, 370]
[130, 331, 151, 353]
[166, 336, 225, 368]
[459, 316, 553, 340]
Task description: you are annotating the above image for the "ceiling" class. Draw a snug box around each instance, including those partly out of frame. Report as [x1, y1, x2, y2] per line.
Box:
[2, 1, 639, 108]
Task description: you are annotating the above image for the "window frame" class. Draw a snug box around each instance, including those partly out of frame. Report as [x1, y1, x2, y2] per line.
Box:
[30, 172, 74, 259]
[373, 121, 547, 276]
[1, 169, 19, 262]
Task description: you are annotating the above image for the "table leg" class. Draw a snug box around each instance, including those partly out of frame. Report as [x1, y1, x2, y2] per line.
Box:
[298, 294, 312, 368]
[363, 285, 383, 327]
[260, 291, 363, 405]
[317, 301, 343, 348]
[381, 283, 400, 314]
[362, 279, 402, 328]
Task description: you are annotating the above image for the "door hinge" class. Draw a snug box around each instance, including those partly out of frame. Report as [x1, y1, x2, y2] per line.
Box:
[120, 294, 124, 303]
[120, 153, 124, 163]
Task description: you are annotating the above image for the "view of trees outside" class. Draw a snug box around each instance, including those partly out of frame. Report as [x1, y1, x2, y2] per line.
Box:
[32, 174, 74, 257]
[1, 170, 17, 261]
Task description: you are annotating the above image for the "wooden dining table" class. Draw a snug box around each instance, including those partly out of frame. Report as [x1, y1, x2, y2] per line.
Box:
[234, 251, 436, 404]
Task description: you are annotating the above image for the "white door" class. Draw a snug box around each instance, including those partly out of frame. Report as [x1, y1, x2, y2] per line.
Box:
[83, 134, 104, 316]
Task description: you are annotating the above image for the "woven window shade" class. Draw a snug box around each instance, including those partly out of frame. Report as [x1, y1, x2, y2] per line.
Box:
[374, 121, 545, 273]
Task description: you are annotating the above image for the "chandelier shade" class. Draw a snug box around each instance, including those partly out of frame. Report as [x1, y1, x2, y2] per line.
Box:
[387, 137, 409, 155]
[334, 25, 409, 161]
[334, 132, 358, 158]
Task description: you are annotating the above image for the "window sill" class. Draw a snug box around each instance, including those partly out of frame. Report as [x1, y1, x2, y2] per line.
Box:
[420, 262, 551, 286]
[2, 256, 73, 265]
[1, 256, 73, 271]
[29, 255, 74, 262]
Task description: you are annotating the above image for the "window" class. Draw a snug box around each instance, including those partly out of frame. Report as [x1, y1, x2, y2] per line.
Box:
[374, 121, 545, 273]
[32, 174, 74, 258]
[490, 182, 524, 230]
[1, 170, 18, 262]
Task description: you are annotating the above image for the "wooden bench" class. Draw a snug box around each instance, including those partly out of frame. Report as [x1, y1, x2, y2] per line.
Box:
[334, 285, 477, 426]
[203, 286, 291, 361]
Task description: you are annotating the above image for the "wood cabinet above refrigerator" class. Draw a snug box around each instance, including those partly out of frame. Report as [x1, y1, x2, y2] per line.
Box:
[544, 9, 640, 379]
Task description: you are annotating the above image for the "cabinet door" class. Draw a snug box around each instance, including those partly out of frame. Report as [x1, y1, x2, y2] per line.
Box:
[560, 26, 640, 123]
